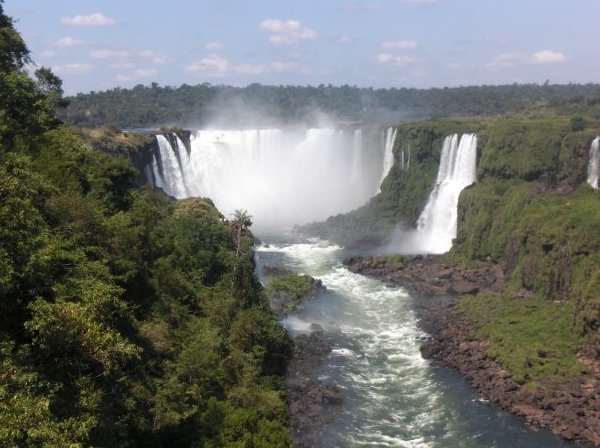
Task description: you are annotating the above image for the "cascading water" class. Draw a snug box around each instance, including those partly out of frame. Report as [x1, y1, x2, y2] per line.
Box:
[379, 127, 397, 189]
[415, 133, 478, 254]
[587, 137, 600, 190]
[147, 128, 380, 230]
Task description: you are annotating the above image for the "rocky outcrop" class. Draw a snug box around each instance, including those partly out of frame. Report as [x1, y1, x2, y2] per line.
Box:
[286, 328, 342, 448]
[344, 254, 506, 296]
[418, 301, 600, 447]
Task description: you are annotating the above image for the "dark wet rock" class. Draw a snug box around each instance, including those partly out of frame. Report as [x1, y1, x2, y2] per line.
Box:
[344, 254, 506, 296]
[287, 330, 343, 448]
[417, 300, 600, 447]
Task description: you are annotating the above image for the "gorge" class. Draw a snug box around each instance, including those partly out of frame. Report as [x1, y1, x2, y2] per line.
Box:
[129, 119, 599, 446]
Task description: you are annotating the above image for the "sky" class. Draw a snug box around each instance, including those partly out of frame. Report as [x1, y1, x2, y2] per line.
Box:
[7, 0, 600, 95]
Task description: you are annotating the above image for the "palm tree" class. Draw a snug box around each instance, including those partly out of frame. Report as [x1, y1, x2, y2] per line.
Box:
[231, 209, 252, 257]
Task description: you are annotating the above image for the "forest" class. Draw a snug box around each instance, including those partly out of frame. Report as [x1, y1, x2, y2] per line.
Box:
[0, 2, 293, 446]
[61, 80, 600, 129]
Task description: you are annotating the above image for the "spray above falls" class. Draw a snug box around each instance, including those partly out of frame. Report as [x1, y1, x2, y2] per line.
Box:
[415, 134, 478, 254]
[588, 137, 600, 190]
[147, 128, 386, 229]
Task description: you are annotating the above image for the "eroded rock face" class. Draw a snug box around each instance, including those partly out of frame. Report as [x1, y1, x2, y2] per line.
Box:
[344, 254, 506, 296]
[286, 328, 343, 448]
[418, 301, 600, 447]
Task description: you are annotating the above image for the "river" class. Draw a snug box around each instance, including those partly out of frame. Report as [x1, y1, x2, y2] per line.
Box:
[256, 235, 583, 448]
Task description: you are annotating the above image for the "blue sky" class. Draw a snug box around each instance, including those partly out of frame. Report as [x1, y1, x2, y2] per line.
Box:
[7, 0, 600, 95]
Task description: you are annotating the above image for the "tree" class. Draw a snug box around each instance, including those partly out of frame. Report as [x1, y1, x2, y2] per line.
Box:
[231, 209, 252, 257]
[0, 0, 30, 72]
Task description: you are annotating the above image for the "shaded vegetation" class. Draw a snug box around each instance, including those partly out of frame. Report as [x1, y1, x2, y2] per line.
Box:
[0, 4, 292, 446]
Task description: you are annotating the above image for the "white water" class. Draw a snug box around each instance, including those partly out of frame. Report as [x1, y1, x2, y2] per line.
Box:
[379, 127, 398, 189]
[415, 134, 478, 254]
[256, 237, 574, 447]
[148, 128, 382, 230]
[587, 137, 600, 189]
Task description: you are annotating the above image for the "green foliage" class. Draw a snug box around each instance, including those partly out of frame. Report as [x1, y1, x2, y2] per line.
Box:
[458, 294, 586, 386]
[59, 80, 600, 129]
[477, 116, 571, 182]
[266, 274, 314, 315]
[0, 8, 292, 446]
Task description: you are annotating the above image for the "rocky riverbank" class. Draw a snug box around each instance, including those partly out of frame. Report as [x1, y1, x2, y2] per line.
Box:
[417, 300, 600, 447]
[286, 327, 343, 448]
[344, 254, 506, 295]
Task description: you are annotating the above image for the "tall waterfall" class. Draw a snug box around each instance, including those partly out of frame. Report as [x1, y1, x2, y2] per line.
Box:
[588, 137, 600, 190]
[147, 128, 379, 229]
[415, 134, 478, 254]
[379, 127, 397, 188]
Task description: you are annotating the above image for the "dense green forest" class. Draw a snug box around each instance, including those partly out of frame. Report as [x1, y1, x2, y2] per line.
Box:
[61, 79, 600, 129]
[0, 3, 292, 447]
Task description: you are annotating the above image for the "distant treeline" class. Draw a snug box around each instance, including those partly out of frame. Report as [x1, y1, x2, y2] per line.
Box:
[60, 82, 600, 129]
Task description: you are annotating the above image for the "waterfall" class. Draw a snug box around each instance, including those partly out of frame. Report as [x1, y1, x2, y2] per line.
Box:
[351, 129, 363, 184]
[415, 133, 478, 254]
[587, 137, 600, 189]
[154, 135, 189, 198]
[147, 128, 375, 228]
[379, 127, 397, 188]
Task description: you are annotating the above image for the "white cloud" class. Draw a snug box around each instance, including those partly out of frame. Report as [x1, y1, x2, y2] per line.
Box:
[139, 50, 167, 65]
[487, 50, 567, 68]
[117, 68, 158, 82]
[341, 3, 381, 12]
[532, 50, 567, 64]
[376, 53, 416, 65]
[185, 55, 231, 77]
[381, 40, 419, 50]
[205, 42, 224, 50]
[338, 35, 352, 44]
[185, 55, 311, 77]
[259, 19, 318, 45]
[53, 63, 94, 75]
[40, 50, 57, 59]
[54, 37, 85, 47]
[60, 12, 115, 26]
[90, 49, 130, 59]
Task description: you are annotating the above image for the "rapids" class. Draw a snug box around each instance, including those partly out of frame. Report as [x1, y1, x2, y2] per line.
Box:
[256, 237, 581, 448]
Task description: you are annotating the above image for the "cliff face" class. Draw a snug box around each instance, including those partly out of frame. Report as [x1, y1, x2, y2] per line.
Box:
[307, 113, 600, 354]
[300, 120, 483, 247]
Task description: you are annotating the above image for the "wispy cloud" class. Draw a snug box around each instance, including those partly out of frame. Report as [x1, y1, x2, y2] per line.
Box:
[54, 36, 85, 47]
[376, 53, 416, 65]
[139, 50, 167, 65]
[90, 49, 130, 59]
[117, 68, 158, 82]
[340, 3, 381, 12]
[185, 54, 311, 77]
[381, 40, 419, 50]
[60, 13, 115, 26]
[259, 19, 318, 45]
[53, 63, 94, 74]
[205, 42, 224, 50]
[532, 50, 567, 64]
[487, 49, 567, 68]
